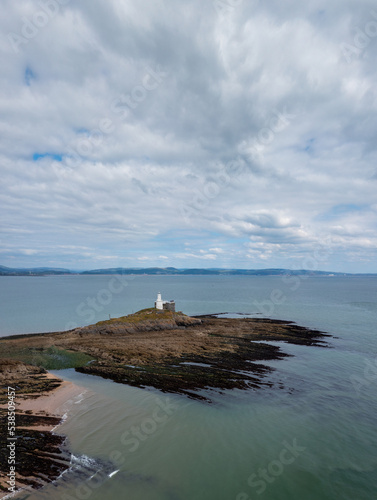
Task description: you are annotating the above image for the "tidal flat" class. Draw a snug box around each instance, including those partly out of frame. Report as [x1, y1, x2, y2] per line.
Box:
[0, 309, 330, 402]
[0, 309, 330, 496]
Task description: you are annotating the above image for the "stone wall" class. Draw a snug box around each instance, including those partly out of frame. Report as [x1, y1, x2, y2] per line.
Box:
[163, 301, 175, 312]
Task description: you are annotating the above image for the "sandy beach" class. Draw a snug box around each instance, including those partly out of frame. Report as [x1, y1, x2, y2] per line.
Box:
[0, 311, 330, 497]
[15, 373, 89, 429]
[0, 366, 90, 498]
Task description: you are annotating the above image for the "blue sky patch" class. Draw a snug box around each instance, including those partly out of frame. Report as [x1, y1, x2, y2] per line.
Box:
[25, 67, 35, 86]
[331, 204, 368, 215]
[33, 153, 63, 162]
[304, 138, 315, 153]
[317, 204, 369, 221]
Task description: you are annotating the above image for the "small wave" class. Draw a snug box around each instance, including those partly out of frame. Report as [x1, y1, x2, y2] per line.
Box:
[109, 469, 120, 478]
[51, 411, 69, 432]
[73, 391, 87, 404]
[70, 453, 98, 469]
[51, 453, 100, 487]
[1, 489, 25, 500]
[65, 453, 116, 482]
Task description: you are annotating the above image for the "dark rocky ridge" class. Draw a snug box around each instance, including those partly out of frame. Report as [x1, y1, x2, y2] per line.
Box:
[75, 313, 330, 401]
[0, 310, 331, 495]
[0, 360, 70, 495]
[1, 309, 330, 403]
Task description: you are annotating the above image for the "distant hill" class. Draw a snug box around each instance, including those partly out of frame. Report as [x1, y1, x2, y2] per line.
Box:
[80, 267, 345, 276]
[1, 265, 372, 277]
[0, 265, 74, 276]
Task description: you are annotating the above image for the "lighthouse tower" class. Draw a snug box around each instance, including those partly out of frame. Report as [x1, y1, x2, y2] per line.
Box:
[155, 292, 164, 310]
[154, 292, 175, 311]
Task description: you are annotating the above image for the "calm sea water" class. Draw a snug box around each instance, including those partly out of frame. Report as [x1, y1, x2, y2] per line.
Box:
[0, 275, 376, 500]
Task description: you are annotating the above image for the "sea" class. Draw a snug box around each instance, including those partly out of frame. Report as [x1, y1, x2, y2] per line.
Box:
[0, 275, 376, 500]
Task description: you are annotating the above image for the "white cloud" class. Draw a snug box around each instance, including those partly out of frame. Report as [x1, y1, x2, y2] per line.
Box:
[0, 0, 376, 272]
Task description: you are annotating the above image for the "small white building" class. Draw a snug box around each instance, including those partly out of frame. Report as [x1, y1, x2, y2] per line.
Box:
[155, 292, 175, 312]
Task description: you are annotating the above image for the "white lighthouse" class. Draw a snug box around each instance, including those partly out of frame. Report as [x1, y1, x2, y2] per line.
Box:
[154, 292, 175, 312]
[155, 292, 164, 310]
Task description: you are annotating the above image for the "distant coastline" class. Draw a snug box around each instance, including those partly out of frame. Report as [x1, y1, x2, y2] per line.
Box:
[1, 265, 375, 277]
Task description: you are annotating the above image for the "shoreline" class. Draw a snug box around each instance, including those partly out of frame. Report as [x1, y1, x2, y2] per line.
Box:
[0, 310, 331, 497]
[15, 372, 88, 423]
[0, 368, 89, 499]
[0, 311, 331, 404]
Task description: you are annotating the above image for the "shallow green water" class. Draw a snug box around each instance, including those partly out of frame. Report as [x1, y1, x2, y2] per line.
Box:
[1, 276, 376, 499]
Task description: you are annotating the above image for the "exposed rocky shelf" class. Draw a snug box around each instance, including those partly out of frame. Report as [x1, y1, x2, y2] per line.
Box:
[0, 309, 331, 495]
[0, 360, 70, 496]
[0, 309, 330, 403]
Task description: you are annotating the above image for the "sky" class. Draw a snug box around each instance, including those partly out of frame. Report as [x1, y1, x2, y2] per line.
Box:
[1, 0, 376, 272]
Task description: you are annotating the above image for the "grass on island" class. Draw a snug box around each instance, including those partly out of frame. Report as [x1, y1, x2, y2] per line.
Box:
[95, 307, 183, 326]
[0, 309, 186, 371]
[0, 345, 94, 370]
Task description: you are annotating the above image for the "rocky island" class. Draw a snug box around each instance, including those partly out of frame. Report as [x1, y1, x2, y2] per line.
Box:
[0, 309, 330, 496]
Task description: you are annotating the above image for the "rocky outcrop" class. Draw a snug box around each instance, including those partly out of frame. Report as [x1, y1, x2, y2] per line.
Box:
[0, 359, 45, 380]
[72, 309, 202, 336]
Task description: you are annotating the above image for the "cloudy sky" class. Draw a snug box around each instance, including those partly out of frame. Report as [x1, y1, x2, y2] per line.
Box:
[1, 0, 376, 272]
